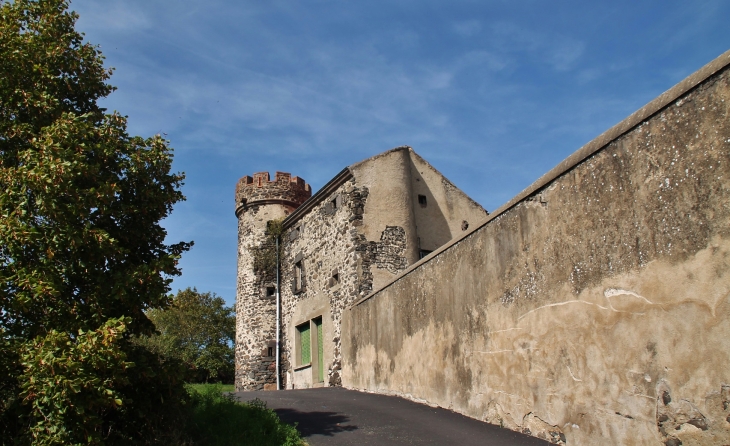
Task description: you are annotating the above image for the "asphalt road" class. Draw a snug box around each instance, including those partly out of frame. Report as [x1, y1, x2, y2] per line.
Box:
[233, 387, 551, 445]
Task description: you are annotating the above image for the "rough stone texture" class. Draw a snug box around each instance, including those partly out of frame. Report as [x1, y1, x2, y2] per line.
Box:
[280, 179, 378, 389]
[276, 148, 487, 390]
[341, 62, 730, 445]
[234, 172, 311, 391]
[235, 171, 311, 211]
[235, 147, 488, 391]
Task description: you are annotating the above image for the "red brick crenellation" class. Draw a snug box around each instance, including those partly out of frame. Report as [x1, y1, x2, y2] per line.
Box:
[235, 171, 312, 211]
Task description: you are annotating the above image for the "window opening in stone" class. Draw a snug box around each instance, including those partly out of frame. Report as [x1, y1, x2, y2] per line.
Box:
[294, 261, 303, 291]
[418, 194, 427, 207]
[267, 347, 273, 357]
[332, 271, 339, 285]
[266, 286, 276, 298]
[419, 249, 433, 259]
[297, 322, 311, 365]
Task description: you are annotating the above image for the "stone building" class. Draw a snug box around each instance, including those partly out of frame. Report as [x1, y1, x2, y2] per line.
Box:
[234, 146, 487, 390]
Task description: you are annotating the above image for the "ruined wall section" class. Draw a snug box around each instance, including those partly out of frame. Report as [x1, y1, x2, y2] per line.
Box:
[279, 178, 412, 388]
[235, 172, 311, 391]
[350, 148, 420, 290]
[342, 58, 730, 445]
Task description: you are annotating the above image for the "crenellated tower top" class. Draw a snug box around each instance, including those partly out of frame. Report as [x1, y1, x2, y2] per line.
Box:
[235, 171, 312, 216]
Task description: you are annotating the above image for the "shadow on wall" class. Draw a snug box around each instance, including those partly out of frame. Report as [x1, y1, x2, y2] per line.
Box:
[274, 409, 358, 438]
[407, 156, 452, 253]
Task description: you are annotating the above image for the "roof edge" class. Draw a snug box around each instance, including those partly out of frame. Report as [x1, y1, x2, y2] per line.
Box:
[282, 167, 353, 229]
[350, 48, 730, 309]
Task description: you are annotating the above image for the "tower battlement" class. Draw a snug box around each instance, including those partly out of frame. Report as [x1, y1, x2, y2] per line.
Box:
[235, 171, 312, 213]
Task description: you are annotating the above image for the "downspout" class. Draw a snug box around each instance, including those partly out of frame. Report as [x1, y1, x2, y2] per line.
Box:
[275, 235, 281, 390]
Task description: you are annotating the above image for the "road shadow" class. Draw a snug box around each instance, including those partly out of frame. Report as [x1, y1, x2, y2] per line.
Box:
[274, 408, 358, 437]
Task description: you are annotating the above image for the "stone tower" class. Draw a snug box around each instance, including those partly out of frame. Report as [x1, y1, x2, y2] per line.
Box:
[234, 171, 311, 390]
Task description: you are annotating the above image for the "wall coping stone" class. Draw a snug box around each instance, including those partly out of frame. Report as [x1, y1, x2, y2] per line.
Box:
[350, 48, 730, 309]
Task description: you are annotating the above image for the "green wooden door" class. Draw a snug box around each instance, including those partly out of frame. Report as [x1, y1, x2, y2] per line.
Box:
[299, 323, 311, 365]
[314, 318, 323, 382]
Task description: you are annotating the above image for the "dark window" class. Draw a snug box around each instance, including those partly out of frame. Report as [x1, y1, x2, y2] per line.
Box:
[329, 270, 340, 288]
[418, 194, 427, 207]
[419, 249, 433, 259]
[266, 286, 276, 298]
[267, 347, 274, 357]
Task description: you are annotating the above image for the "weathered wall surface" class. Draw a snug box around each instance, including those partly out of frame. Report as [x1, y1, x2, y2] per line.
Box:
[280, 178, 372, 388]
[408, 151, 487, 252]
[234, 172, 311, 391]
[277, 146, 487, 389]
[350, 148, 421, 288]
[342, 56, 730, 445]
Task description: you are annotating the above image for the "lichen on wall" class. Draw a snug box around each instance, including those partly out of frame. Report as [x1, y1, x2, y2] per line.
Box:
[342, 58, 730, 445]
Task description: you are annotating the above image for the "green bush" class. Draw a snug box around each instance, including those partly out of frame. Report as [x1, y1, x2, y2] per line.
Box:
[187, 384, 305, 446]
[18, 318, 133, 445]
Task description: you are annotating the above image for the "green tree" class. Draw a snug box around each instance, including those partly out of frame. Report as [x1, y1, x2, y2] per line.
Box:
[137, 288, 236, 384]
[0, 0, 192, 443]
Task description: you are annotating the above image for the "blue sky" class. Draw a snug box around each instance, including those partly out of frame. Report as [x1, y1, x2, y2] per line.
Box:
[70, 0, 729, 306]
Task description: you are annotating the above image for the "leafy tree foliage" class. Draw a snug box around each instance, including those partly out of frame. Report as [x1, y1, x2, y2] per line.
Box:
[0, 0, 192, 443]
[136, 288, 235, 384]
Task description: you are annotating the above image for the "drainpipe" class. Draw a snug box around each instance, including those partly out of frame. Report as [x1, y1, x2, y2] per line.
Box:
[275, 235, 281, 390]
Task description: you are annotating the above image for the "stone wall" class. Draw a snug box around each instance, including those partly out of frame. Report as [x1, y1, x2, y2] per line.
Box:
[234, 171, 311, 391]
[280, 178, 379, 388]
[276, 147, 487, 389]
[341, 53, 730, 445]
[234, 204, 286, 390]
[235, 171, 311, 210]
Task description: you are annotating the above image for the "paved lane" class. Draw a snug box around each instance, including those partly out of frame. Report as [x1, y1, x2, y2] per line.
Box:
[234, 388, 551, 445]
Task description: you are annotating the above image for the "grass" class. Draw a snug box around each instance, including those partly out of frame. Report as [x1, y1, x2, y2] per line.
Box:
[186, 384, 306, 446]
[187, 383, 235, 394]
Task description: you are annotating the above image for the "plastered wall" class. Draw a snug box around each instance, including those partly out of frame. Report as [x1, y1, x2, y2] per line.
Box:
[276, 147, 487, 389]
[342, 54, 730, 445]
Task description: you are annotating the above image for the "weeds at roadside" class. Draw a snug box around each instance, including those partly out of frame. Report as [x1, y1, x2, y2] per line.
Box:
[187, 384, 306, 446]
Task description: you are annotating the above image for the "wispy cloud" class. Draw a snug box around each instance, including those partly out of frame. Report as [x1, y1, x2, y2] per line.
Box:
[68, 0, 730, 303]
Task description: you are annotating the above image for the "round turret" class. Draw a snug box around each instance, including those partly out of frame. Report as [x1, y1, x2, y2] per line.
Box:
[235, 171, 311, 217]
[234, 171, 310, 391]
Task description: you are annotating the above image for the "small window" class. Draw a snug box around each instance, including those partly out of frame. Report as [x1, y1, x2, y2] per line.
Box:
[419, 249, 433, 259]
[329, 270, 340, 288]
[297, 323, 311, 365]
[294, 261, 303, 291]
[418, 194, 427, 207]
[331, 197, 338, 210]
[267, 347, 274, 357]
[266, 286, 276, 298]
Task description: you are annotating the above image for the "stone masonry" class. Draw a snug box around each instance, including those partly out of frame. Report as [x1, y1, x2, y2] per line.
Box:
[235, 147, 488, 391]
[234, 172, 311, 390]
